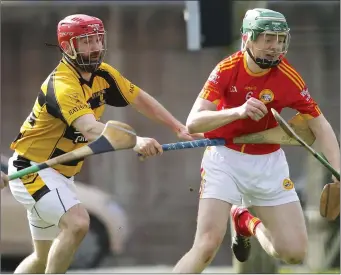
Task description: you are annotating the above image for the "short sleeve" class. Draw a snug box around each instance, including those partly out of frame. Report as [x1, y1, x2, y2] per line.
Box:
[287, 85, 322, 119]
[104, 64, 141, 104]
[199, 65, 223, 105]
[46, 74, 94, 126]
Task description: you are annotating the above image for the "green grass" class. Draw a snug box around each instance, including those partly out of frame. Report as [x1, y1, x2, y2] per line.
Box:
[280, 268, 340, 274]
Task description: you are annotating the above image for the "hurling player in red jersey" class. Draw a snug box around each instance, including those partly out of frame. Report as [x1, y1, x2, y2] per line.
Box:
[173, 8, 340, 273]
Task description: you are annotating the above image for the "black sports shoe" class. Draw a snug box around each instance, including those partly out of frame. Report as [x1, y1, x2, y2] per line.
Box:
[231, 234, 251, 262]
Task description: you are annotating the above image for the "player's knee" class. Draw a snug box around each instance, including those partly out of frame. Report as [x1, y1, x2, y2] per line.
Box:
[60, 205, 90, 240]
[282, 248, 307, 264]
[193, 232, 223, 262]
[68, 215, 90, 239]
[274, 238, 307, 264]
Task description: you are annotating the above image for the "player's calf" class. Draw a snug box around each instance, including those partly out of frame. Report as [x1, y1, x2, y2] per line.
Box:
[14, 253, 47, 274]
[14, 240, 52, 274]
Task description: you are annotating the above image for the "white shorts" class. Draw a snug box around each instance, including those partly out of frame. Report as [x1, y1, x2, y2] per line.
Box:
[8, 153, 81, 240]
[200, 146, 299, 207]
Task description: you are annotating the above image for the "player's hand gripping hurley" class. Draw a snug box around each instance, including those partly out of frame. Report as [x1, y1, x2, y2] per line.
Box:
[8, 121, 137, 181]
[271, 108, 340, 221]
[271, 108, 340, 180]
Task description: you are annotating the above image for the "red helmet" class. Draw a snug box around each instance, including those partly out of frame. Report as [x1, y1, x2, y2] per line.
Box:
[57, 14, 107, 72]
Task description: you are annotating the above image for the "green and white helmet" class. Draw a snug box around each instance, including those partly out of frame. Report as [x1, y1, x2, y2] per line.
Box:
[241, 8, 290, 69]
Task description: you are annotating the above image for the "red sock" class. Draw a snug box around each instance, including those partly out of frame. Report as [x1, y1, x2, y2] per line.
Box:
[238, 211, 262, 236]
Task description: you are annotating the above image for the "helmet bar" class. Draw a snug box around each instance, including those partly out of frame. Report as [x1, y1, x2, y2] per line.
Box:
[255, 16, 287, 21]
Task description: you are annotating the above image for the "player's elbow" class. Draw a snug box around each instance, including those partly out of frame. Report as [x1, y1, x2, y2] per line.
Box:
[186, 106, 213, 134]
[82, 122, 106, 142]
[72, 114, 105, 142]
[81, 126, 96, 142]
[186, 120, 199, 134]
[187, 125, 195, 134]
[74, 122, 93, 141]
[187, 113, 207, 134]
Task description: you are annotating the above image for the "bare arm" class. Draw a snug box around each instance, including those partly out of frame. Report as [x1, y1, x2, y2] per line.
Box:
[186, 97, 242, 134]
[130, 90, 184, 133]
[186, 97, 267, 134]
[72, 114, 105, 142]
[307, 114, 340, 176]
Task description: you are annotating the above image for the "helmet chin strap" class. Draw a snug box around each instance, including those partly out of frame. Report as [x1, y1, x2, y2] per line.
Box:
[246, 48, 281, 69]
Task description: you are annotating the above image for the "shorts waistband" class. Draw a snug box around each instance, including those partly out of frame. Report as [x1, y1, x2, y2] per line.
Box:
[12, 152, 73, 179]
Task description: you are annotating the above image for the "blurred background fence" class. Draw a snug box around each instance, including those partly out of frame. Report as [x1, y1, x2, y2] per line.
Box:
[1, 0, 339, 272]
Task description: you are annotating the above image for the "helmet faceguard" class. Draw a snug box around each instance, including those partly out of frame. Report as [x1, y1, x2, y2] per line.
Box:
[57, 14, 107, 73]
[241, 9, 290, 69]
[66, 32, 107, 73]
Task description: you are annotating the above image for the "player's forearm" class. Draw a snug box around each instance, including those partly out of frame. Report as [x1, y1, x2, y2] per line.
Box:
[316, 126, 340, 173]
[186, 108, 241, 134]
[132, 91, 183, 132]
[310, 117, 340, 173]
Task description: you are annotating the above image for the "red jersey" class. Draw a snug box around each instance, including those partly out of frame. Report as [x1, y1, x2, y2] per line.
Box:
[201, 51, 321, 155]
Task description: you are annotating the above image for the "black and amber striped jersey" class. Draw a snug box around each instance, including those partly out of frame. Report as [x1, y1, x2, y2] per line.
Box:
[11, 58, 140, 177]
